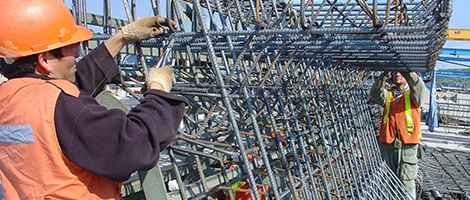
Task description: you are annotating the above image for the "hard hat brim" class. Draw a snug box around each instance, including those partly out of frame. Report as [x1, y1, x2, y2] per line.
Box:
[0, 25, 92, 59]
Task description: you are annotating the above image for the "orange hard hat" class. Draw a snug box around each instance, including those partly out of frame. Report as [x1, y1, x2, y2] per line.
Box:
[0, 0, 92, 58]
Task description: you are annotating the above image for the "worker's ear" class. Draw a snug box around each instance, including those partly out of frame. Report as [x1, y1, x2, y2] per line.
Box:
[36, 52, 53, 75]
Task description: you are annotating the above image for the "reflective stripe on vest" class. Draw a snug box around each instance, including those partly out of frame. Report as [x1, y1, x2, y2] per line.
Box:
[382, 91, 414, 134]
[404, 92, 414, 134]
[0, 124, 34, 144]
[227, 181, 245, 198]
[382, 91, 393, 124]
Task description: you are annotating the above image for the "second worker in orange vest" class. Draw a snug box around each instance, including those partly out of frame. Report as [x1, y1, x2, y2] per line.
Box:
[370, 71, 425, 200]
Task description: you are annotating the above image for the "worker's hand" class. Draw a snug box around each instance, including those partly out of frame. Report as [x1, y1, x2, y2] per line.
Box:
[146, 65, 174, 93]
[121, 16, 177, 43]
[382, 71, 391, 79]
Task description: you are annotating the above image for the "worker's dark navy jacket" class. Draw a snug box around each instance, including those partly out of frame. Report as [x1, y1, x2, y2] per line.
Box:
[12, 43, 187, 182]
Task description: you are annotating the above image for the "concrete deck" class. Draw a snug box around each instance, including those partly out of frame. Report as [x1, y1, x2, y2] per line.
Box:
[420, 122, 470, 153]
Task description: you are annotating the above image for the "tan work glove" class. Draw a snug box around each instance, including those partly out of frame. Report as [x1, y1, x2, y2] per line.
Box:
[121, 16, 177, 43]
[146, 65, 174, 93]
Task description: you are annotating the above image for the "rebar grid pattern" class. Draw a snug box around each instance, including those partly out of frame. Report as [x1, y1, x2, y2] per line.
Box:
[137, 0, 451, 72]
[419, 148, 470, 199]
[75, 0, 451, 199]
[167, 70, 414, 200]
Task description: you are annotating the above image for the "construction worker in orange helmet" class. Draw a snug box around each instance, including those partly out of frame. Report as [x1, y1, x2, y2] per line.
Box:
[0, 0, 187, 199]
[370, 71, 425, 199]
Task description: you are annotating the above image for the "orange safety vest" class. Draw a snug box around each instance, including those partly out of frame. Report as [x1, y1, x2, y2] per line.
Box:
[379, 90, 422, 144]
[0, 78, 121, 200]
[225, 181, 269, 200]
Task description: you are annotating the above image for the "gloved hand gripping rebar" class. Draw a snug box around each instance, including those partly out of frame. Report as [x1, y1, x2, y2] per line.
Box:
[121, 16, 164, 43]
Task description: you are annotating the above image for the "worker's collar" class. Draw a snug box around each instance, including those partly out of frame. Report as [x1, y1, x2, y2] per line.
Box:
[391, 83, 409, 98]
[2, 58, 17, 64]
[19, 73, 52, 80]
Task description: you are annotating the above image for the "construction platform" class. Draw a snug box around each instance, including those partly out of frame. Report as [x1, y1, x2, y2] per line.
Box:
[419, 123, 470, 199]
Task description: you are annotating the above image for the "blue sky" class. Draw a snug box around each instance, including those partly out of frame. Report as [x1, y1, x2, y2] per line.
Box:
[64, 0, 161, 20]
[65, 0, 470, 69]
[436, 0, 470, 69]
[442, 0, 470, 39]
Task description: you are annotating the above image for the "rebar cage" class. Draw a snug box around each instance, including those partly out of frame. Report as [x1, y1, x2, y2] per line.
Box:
[72, 0, 452, 199]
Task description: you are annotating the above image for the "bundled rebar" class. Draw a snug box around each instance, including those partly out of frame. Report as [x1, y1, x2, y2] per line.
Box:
[75, 0, 452, 199]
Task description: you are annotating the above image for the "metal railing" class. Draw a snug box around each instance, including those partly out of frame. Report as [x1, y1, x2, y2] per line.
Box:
[437, 92, 470, 128]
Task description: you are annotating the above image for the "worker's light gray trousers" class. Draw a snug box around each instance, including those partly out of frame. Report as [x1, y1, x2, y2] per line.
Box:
[379, 140, 418, 200]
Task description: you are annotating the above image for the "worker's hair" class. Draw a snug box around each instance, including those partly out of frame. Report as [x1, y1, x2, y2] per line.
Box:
[0, 48, 64, 79]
